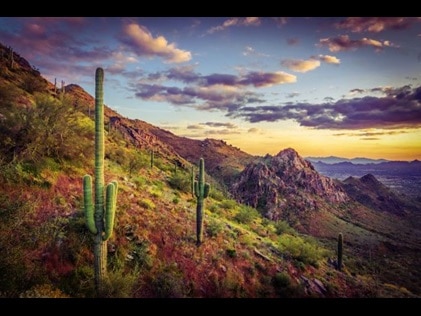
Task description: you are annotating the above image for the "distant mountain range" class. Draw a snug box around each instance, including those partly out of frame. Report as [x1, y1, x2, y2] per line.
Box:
[306, 156, 390, 165]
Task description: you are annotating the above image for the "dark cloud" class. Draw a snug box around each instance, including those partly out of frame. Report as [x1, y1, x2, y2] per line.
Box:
[187, 125, 204, 130]
[350, 88, 365, 94]
[335, 17, 421, 33]
[229, 84, 421, 130]
[319, 35, 397, 52]
[140, 67, 295, 88]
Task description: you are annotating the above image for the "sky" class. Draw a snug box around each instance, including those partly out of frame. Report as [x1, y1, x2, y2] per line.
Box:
[1, 17, 421, 160]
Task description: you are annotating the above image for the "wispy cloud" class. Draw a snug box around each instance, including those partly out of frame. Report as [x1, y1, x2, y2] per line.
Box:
[272, 17, 288, 27]
[207, 17, 261, 34]
[335, 17, 421, 33]
[200, 122, 237, 128]
[319, 35, 398, 52]
[121, 23, 191, 63]
[229, 84, 421, 130]
[242, 46, 269, 57]
[187, 124, 204, 130]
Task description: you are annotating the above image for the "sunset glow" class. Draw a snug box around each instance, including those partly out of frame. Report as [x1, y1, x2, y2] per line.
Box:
[1, 17, 420, 160]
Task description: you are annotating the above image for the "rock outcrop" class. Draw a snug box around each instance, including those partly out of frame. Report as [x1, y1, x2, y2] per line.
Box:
[231, 148, 350, 221]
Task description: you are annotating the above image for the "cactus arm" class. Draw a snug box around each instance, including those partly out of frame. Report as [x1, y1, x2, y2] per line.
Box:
[204, 183, 210, 198]
[111, 180, 118, 212]
[83, 174, 97, 234]
[103, 182, 117, 241]
[194, 181, 199, 199]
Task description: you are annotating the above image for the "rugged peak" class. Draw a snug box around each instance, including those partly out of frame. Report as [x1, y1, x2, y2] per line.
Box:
[276, 147, 299, 158]
[231, 147, 350, 225]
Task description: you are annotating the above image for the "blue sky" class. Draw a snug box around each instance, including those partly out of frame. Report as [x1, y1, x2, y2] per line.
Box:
[1, 17, 421, 160]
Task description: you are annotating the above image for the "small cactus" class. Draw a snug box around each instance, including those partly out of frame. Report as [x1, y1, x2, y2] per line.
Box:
[193, 158, 210, 246]
[337, 232, 343, 271]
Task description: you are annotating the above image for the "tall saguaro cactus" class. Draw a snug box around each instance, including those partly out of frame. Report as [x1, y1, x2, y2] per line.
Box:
[337, 232, 343, 271]
[83, 67, 118, 295]
[193, 158, 210, 246]
[150, 150, 154, 168]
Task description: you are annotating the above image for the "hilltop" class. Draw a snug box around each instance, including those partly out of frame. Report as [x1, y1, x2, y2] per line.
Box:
[1, 42, 421, 298]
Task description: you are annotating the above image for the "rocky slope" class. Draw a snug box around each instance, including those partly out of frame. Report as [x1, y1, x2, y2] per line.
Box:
[342, 174, 408, 216]
[231, 148, 350, 226]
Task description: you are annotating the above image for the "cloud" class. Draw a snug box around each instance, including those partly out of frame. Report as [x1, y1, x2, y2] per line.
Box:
[205, 129, 241, 136]
[281, 58, 321, 73]
[207, 17, 261, 34]
[200, 122, 237, 128]
[141, 67, 295, 88]
[248, 127, 261, 133]
[335, 17, 421, 33]
[286, 92, 300, 98]
[281, 55, 340, 73]
[187, 125, 204, 130]
[316, 54, 340, 64]
[121, 23, 191, 63]
[132, 67, 296, 113]
[319, 35, 397, 52]
[273, 17, 288, 27]
[107, 51, 138, 74]
[229, 84, 421, 130]
[238, 71, 297, 87]
[333, 130, 408, 137]
[242, 46, 269, 57]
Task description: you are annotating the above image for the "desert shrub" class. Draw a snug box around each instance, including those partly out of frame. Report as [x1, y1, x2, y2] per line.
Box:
[219, 199, 237, 210]
[274, 220, 295, 235]
[278, 234, 324, 267]
[167, 172, 191, 193]
[19, 284, 70, 298]
[138, 198, 155, 210]
[209, 189, 225, 201]
[206, 218, 223, 237]
[101, 268, 139, 298]
[151, 264, 186, 298]
[234, 205, 260, 224]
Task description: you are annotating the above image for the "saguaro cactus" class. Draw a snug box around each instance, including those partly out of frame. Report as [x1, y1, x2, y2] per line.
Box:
[191, 165, 195, 198]
[337, 232, 343, 271]
[83, 67, 118, 295]
[150, 150, 154, 168]
[193, 158, 210, 246]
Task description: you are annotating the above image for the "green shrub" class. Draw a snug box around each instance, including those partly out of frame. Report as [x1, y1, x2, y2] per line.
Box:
[234, 205, 260, 224]
[278, 234, 323, 267]
[220, 199, 237, 210]
[274, 220, 295, 235]
[138, 198, 155, 210]
[206, 218, 223, 237]
[209, 189, 225, 201]
[167, 172, 191, 193]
